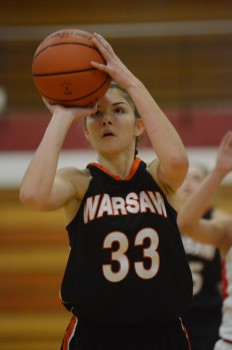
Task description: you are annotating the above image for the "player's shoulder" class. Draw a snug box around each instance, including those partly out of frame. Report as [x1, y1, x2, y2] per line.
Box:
[61, 167, 92, 225]
[210, 209, 232, 250]
[57, 166, 91, 180]
[57, 166, 92, 200]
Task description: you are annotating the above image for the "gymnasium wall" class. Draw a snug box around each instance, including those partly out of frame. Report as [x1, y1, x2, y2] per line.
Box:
[1, 2, 232, 188]
[0, 2, 232, 349]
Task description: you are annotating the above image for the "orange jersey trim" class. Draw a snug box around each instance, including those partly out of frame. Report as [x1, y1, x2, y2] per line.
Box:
[62, 315, 78, 350]
[221, 259, 228, 300]
[89, 157, 142, 181]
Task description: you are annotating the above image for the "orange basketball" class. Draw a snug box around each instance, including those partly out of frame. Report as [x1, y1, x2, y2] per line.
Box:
[32, 29, 111, 107]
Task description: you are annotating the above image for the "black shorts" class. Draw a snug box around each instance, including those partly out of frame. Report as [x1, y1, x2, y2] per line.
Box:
[60, 316, 191, 350]
[182, 306, 221, 350]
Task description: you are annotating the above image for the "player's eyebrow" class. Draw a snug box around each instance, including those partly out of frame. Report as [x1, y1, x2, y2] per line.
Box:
[112, 102, 127, 107]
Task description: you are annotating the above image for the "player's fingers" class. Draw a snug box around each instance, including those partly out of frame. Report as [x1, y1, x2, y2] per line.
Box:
[93, 33, 114, 56]
[91, 60, 108, 72]
[222, 131, 232, 148]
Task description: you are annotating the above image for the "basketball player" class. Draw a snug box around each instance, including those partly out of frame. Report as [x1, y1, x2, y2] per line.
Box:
[178, 131, 232, 350]
[178, 164, 223, 350]
[20, 33, 192, 349]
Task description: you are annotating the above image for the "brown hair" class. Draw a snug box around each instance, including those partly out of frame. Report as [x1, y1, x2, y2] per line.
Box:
[109, 81, 142, 156]
[109, 81, 141, 119]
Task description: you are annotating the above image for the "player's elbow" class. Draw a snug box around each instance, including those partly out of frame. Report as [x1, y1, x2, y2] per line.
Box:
[171, 153, 189, 174]
[177, 216, 188, 233]
[19, 188, 48, 210]
[177, 215, 196, 237]
[168, 154, 189, 189]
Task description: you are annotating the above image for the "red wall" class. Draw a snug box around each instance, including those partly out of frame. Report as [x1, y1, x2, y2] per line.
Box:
[0, 109, 231, 151]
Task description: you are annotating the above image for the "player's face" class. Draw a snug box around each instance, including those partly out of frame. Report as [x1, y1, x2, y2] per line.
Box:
[178, 165, 207, 201]
[84, 88, 144, 156]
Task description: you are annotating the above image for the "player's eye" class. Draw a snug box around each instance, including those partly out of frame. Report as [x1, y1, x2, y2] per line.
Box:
[114, 107, 125, 114]
[92, 110, 103, 118]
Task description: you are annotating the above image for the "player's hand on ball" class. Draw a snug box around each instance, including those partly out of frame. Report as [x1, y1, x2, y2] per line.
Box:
[91, 33, 136, 90]
[42, 97, 98, 122]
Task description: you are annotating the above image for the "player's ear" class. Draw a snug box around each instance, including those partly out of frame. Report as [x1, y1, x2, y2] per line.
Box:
[135, 118, 145, 137]
[84, 125, 90, 140]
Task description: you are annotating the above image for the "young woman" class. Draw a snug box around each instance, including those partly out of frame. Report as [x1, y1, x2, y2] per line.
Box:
[178, 131, 232, 350]
[20, 33, 192, 350]
[178, 164, 223, 350]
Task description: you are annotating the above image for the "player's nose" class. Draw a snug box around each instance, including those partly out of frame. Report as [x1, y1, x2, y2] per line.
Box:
[102, 113, 113, 125]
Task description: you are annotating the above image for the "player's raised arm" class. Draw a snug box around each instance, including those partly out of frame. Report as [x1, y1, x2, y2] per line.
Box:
[91, 33, 188, 194]
[20, 103, 97, 211]
[177, 131, 232, 245]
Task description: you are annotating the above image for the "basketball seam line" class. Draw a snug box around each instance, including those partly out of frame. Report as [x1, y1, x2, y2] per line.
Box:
[33, 42, 100, 61]
[33, 68, 99, 77]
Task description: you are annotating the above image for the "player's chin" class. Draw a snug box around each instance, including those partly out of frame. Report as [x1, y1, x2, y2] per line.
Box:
[99, 142, 121, 155]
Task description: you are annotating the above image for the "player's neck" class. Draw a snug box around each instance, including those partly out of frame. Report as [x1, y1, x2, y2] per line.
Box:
[97, 153, 135, 179]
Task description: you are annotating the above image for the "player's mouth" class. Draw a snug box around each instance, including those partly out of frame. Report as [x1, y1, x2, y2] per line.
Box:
[101, 130, 115, 138]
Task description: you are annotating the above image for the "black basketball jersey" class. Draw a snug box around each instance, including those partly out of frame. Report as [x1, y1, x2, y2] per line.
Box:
[60, 158, 193, 326]
[181, 209, 222, 309]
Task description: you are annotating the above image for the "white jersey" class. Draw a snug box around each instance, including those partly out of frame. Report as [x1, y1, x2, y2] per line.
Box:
[216, 246, 232, 348]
